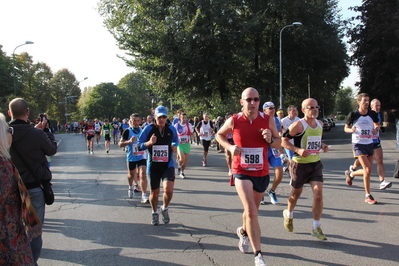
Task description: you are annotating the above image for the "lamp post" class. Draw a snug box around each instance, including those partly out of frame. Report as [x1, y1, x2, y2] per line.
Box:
[64, 96, 78, 124]
[279, 22, 302, 109]
[13, 41, 34, 95]
[65, 77, 88, 124]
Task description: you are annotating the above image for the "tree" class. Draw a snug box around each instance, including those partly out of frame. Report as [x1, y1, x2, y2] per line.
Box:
[49, 69, 80, 123]
[0, 45, 13, 112]
[80, 82, 125, 119]
[98, 0, 348, 113]
[347, 0, 399, 109]
[117, 72, 153, 116]
[334, 86, 354, 117]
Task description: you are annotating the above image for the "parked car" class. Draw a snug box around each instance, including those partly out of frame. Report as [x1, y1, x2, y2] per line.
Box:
[322, 118, 331, 131]
[327, 118, 335, 127]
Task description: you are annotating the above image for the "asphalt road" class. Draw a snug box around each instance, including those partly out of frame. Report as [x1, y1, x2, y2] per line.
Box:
[39, 122, 399, 266]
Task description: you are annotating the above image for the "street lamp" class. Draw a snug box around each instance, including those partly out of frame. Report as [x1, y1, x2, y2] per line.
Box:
[13, 41, 34, 95]
[65, 77, 88, 124]
[279, 22, 302, 109]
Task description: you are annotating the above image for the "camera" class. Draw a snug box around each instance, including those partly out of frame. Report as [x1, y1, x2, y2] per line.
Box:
[39, 113, 46, 122]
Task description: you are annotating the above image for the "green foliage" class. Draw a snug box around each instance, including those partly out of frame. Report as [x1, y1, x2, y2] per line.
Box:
[334, 86, 354, 116]
[80, 82, 131, 120]
[117, 72, 153, 117]
[98, 0, 348, 113]
[48, 69, 80, 123]
[0, 46, 13, 105]
[347, 0, 399, 109]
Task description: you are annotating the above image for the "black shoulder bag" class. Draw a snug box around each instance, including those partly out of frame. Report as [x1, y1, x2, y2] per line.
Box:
[11, 146, 54, 205]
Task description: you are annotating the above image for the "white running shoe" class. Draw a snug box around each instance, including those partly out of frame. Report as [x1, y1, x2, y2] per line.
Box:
[255, 253, 267, 266]
[349, 165, 355, 172]
[179, 172, 186, 179]
[236, 227, 250, 253]
[128, 189, 134, 198]
[141, 193, 149, 203]
[380, 180, 392, 190]
[228, 169, 232, 176]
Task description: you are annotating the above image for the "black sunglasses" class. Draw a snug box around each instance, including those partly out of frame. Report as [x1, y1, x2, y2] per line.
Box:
[243, 97, 261, 103]
[7, 127, 14, 135]
[304, 106, 320, 109]
[268, 107, 276, 110]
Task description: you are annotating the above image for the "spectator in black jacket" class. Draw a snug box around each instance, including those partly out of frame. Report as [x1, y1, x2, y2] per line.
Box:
[8, 98, 57, 266]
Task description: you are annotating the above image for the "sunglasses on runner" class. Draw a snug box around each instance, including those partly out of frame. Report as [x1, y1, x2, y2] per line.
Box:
[304, 106, 320, 109]
[243, 97, 261, 103]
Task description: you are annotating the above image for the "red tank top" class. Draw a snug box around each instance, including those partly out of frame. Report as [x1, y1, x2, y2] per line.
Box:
[232, 112, 270, 176]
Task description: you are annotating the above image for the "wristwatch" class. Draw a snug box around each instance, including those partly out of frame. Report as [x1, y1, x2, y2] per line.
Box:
[268, 137, 274, 145]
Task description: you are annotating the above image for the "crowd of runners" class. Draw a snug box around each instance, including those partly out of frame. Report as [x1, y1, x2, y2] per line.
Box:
[71, 90, 395, 266]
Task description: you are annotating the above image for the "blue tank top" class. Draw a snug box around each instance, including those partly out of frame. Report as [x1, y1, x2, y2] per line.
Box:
[126, 127, 146, 162]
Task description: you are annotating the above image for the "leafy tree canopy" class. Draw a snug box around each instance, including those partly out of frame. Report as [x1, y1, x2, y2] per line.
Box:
[98, 0, 348, 114]
[346, 0, 399, 109]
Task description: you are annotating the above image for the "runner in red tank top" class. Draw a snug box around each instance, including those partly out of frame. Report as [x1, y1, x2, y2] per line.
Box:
[216, 87, 281, 266]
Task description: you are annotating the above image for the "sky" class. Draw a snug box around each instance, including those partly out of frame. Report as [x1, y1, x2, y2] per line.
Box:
[0, 0, 362, 91]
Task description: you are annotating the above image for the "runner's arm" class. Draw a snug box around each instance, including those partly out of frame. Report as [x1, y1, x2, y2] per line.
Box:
[344, 112, 355, 133]
[216, 117, 240, 156]
[118, 129, 135, 148]
[268, 116, 281, 149]
[281, 120, 308, 156]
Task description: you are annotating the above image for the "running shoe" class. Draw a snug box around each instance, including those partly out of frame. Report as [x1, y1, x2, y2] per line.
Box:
[311, 226, 327, 240]
[179, 172, 186, 179]
[283, 166, 289, 172]
[202, 159, 207, 167]
[283, 209, 294, 232]
[260, 197, 266, 205]
[345, 170, 354, 186]
[128, 189, 134, 198]
[106, 149, 109, 153]
[349, 165, 355, 172]
[254, 253, 267, 266]
[236, 227, 250, 253]
[268, 190, 278, 205]
[141, 193, 149, 203]
[228, 169, 232, 176]
[177, 167, 181, 175]
[379, 180, 392, 190]
[161, 207, 170, 223]
[134, 185, 141, 192]
[151, 213, 159, 225]
[87, 150, 90, 154]
[90, 150, 94, 155]
[365, 194, 377, 204]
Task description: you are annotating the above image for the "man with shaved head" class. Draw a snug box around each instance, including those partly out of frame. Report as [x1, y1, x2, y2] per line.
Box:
[282, 98, 329, 241]
[217, 87, 281, 266]
[8, 98, 58, 264]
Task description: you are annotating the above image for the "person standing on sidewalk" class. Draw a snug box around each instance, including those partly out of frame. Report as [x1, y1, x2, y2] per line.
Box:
[8, 98, 58, 265]
[216, 87, 281, 266]
[345, 99, 392, 190]
[139, 106, 178, 225]
[281, 98, 329, 240]
[344, 93, 380, 204]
